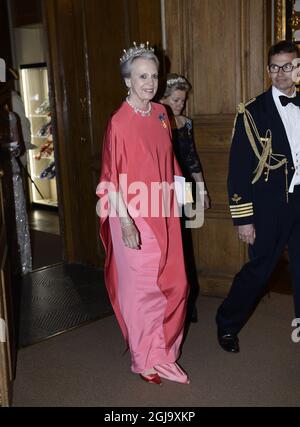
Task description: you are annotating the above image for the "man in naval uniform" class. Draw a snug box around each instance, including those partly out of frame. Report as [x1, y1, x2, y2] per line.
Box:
[216, 40, 300, 352]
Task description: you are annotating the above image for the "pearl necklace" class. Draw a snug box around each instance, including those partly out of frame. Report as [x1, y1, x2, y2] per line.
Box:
[126, 97, 152, 117]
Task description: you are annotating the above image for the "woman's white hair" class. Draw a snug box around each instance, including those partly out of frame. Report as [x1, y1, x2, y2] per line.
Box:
[120, 51, 159, 79]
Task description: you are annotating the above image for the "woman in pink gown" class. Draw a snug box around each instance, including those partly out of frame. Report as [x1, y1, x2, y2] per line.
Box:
[97, 43, 190, 385]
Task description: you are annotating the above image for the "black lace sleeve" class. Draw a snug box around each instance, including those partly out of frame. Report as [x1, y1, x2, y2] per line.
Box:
[173, 119, 203, 178]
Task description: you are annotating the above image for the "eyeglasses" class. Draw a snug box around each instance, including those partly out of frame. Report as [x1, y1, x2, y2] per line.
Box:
[268, 63, 294, 73]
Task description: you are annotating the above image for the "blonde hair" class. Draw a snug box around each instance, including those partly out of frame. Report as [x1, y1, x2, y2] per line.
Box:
[162, 73, 192, 98]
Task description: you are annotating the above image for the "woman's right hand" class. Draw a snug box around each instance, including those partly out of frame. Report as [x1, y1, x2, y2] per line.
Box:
[120, 221, 140, 249]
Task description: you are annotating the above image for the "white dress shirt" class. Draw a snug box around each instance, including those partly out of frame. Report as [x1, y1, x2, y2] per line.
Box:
[272, 86, 300, 192]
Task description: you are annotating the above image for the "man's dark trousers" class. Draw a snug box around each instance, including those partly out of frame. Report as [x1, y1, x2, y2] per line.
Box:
[217, 186, 300, 335]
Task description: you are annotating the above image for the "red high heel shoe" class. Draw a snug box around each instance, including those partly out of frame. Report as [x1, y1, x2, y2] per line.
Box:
[140, 372, 162, 385]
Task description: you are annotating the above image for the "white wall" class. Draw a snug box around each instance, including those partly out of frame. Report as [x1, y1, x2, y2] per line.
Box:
[14, 27, 45, 66]
[6, 0, 45, 68]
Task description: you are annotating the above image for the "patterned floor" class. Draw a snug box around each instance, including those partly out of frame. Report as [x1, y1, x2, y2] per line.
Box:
[18, 263, 113, 348]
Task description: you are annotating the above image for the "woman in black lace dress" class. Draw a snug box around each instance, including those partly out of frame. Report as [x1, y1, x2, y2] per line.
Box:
[161, 74, 210, 322]
[161, 74, 209, 207]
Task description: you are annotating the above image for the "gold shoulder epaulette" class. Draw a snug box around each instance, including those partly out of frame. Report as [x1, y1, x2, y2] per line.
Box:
[232, 97, 257, 138]
[237, 97, 256, 114]
[237, 102, 245, 114]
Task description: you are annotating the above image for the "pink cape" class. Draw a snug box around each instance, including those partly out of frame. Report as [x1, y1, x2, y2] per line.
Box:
[97, 102, 189, 350]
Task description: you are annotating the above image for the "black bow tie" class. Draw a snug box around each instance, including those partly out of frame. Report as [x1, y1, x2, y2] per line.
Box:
[279, 95, 300, 107]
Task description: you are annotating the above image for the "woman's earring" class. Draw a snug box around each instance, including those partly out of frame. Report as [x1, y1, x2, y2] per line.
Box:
[127, 87, 131, 96]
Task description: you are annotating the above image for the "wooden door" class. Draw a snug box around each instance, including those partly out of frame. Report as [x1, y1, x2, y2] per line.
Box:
[0, 169, 14, 407]
[43, 0, 126, 266]
[43, 0, 162, 267]
[0, 0, 12, 68]
[164, 0, 271, 296]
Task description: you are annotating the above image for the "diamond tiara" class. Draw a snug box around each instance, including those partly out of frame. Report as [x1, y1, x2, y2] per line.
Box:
[166, 76, 188, 87]
[120, 41, 154, 64]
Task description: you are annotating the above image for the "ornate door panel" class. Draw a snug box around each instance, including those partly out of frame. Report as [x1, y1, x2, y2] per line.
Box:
[165, 0, 270, 296]
[44, 0, 162, 267]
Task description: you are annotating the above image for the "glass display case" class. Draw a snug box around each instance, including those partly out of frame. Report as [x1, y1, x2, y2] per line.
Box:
[20, 63, 57, 207]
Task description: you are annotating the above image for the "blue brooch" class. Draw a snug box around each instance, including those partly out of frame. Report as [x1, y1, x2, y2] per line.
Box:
[186, 119, 192, 131]
[159, 113, 167, 129]
[186, 118, 192, 136]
